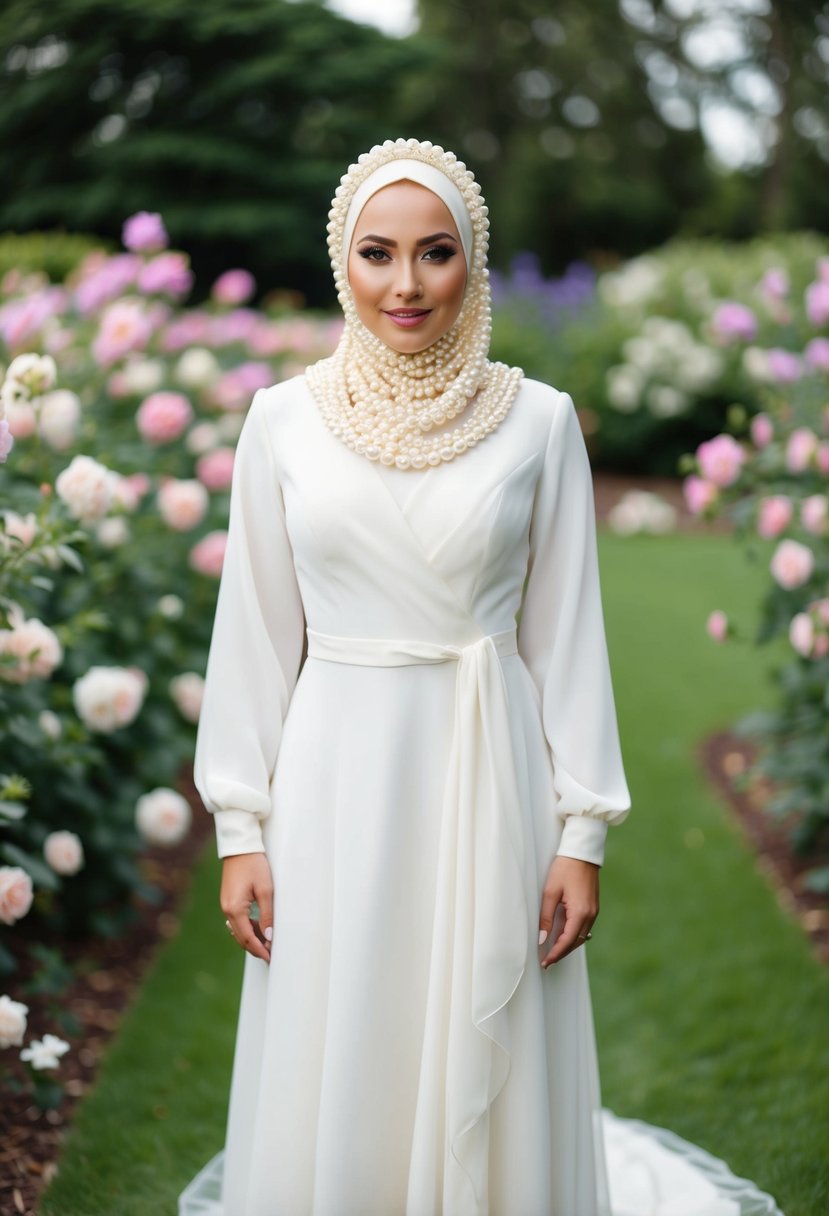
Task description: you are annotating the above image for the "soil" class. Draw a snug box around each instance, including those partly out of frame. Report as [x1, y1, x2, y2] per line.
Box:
[2, 474, 824, 1214]
[0, 764, 214, 1216]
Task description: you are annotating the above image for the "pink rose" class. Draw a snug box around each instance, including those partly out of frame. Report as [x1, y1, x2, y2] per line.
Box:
[0, 866, 34, 925]
[211, 269, 256, 307]
[189, 530, 227, 577]
[804, 337, 829, 373]
[757, 495, 793, 539]
[706, 610, 728, 643]
[801, 495, 828, 535]
[696, 434, 746, 487]
[137, 252, 193, 299]
[786, 427, 818, 473]
[195, 446, 235, 491]
[92, 299, 153, 366]
[136, 391, 193, 444]
[43, 830, 85, 876]
[770, 539, 815, 590]
[711, 302, 757, 343]
[122, 211, 168, 254]
[767, 348, 801, 383]
[683, 475, 718, 515]
[750, 413, 773, 448]
[760, 268, 789, 300]
[806, 278, 829, 328]
[157, 478, 209, 531]
[817, 443, 829, 475]
[789, 612, 815, 657]
[135, 788, 192, 846]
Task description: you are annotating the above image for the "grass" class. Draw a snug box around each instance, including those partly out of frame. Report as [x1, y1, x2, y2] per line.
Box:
[39, 532, 829, 1216]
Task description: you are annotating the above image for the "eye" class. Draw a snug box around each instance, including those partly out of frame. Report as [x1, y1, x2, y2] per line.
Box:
[357, 246, 391, 262]
[422, 244, 457, 262]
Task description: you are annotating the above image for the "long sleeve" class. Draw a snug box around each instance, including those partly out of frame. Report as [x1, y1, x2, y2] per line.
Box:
[193, 388, 306, 858]
[516, 388, 631, 867]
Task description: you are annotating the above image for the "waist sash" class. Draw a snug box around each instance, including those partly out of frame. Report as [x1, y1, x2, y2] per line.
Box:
[306, 627, 530, 1214]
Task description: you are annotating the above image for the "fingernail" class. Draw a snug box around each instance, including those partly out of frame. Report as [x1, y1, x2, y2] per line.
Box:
[538, 929, 548, 945]
[264, 926, 273, 942]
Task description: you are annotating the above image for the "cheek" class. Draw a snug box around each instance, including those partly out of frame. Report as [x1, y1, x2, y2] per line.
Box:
[346, 258, 378, 311]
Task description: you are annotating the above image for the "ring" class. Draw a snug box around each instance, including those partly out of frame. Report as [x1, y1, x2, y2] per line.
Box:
[577, 931, 593, 941]
[225, 918, 235, 936]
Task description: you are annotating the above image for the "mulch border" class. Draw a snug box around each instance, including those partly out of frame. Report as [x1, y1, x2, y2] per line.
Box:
[699, 731, 829, 965]
[0, 766, 214, 1216]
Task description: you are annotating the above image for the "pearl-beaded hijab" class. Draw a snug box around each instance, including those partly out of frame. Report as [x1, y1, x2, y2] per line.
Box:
[304, 137, 524, 470]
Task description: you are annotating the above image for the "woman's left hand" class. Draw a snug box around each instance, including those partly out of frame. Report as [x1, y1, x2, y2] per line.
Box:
[538, 855, 599, 968]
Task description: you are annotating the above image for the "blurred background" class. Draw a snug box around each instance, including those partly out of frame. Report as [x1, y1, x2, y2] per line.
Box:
[2, 0, 828, 299]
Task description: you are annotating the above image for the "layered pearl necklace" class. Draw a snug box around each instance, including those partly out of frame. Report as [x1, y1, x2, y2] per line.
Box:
[305, 139, 524, 470]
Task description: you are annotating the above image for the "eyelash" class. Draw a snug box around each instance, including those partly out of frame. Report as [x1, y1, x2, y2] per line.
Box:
[358, 244, 457, 264]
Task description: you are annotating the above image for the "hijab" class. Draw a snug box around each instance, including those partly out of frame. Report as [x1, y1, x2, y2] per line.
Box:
[304, 137, 523, 470]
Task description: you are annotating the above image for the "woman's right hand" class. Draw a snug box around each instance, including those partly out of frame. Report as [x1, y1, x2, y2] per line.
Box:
[220, 853, 274, 963]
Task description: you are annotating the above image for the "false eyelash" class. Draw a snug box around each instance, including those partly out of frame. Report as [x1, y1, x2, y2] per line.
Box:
[357, 245, 458, 262]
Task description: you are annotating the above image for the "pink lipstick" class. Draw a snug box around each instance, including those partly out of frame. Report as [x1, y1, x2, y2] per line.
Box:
[383, 309, 432, 328]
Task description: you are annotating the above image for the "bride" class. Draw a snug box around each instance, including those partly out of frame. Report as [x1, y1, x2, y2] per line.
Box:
[178, 137, 785, 1216]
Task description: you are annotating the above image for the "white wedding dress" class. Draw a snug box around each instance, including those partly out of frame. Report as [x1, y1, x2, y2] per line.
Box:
[179, 376, 784, 1215]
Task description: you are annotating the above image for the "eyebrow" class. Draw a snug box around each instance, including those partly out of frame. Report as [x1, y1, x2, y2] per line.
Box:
[356, 232, 458, 247]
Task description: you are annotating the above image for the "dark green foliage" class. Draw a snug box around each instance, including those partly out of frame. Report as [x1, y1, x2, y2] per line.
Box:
[0, 0, 435, 304]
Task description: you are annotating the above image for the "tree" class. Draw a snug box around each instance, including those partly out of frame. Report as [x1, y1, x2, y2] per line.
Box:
[0, 0, 436, 303]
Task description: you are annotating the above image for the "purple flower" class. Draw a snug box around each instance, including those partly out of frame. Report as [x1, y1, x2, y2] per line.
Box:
[711, 301, 757, 343]
[212, 269, 256, 306]
[122, 211, 168, 254]
[804, 337, 829, 373]
[137, 252, 193, 299]
[760, 267, 789, 300]
[806, 278, 829, 328]
[767, 348, 801, 383]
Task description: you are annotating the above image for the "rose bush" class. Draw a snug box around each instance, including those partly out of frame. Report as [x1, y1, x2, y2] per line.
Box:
[681, 255, 829, 892]
[0, 216, 339, 956]
[490, 232, 829, 474]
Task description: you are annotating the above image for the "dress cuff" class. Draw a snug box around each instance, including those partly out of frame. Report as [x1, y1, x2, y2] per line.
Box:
[212, 809, 266, 859]
[555, 815, 609, 867]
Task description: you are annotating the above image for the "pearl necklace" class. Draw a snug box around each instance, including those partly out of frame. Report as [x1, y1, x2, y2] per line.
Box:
[305, 138, 523, 469]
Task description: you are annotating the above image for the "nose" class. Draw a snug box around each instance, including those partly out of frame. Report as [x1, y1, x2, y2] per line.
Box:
[394, 258, 422, 300]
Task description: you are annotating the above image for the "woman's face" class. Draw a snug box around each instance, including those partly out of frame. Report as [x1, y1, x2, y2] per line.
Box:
[346, 180, 468, 355]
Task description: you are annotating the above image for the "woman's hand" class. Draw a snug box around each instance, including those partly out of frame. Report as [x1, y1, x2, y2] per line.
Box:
[220, 853, 274, 964]
[538, 855, 599, 968]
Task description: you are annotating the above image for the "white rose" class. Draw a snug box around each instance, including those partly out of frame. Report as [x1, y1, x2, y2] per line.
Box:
[135, 787, 192, 846]
[43, 830, 85, 876]
[55, 454, 115, 523]
[605, 364, 643, 412]
[0, 994, 29, 1048]
[169, 672, 204, 723]
[157, 478, 209, 531]
[121, 357, 165, 395]
[37, 389, 81, 450]
[38, 709, 62, 739]
[20, 1032, 70, 1070]
[185, 421, 220, 455]
[157, 594, 184, 619]
[0, 616, 63, 683]
[3, 399, 38, 438]
[645, 384, 689, 418]
[72, 665, 147, 732]
[5, 352, 57, 399]
[175, 348, 220, 390]
[1, 510, 38, 549]
[95, 516, 130, 548]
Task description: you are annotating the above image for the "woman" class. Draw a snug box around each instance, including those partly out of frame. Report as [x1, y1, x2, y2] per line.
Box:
[178, 139, 784, 1216]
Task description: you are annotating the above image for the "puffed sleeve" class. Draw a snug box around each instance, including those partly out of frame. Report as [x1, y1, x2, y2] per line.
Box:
[517, 388, 631, 867]
[193, 388, 305, 859]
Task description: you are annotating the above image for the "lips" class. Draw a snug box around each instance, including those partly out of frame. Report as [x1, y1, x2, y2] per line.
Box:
[383, 309, 432, 328]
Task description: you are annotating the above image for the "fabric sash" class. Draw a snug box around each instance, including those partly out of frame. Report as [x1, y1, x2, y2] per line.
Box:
[305, 627, 530, 1214]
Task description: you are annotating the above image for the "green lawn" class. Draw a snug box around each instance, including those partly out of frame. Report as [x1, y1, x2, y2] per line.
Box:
[39, 532, 829, 1216]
